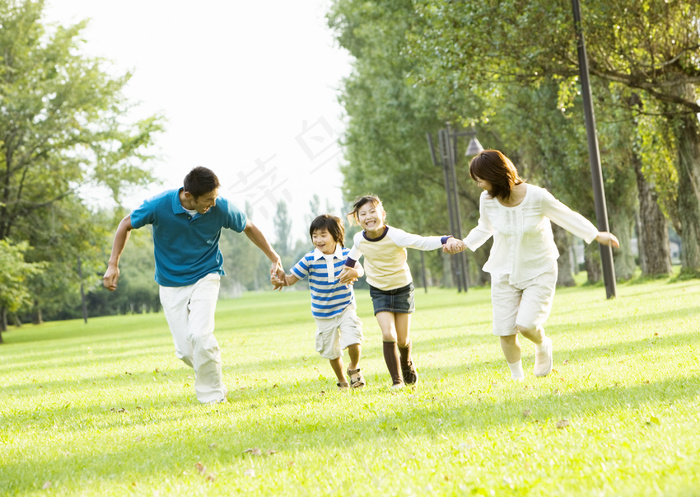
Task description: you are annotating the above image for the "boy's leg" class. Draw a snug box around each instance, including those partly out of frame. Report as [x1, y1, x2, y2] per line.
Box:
[159, 285, 195, 368]
[329, 357, 348, 387]
[188, 274, 227, 403]
[347, 343, 361, 371]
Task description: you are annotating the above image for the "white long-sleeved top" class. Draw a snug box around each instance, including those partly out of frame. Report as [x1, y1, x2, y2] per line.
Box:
[464, 185, 599, 284]
[347, 227, 446, 291]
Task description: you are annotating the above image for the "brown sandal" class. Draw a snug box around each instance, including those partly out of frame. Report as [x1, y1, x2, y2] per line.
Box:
[347, 368, 366, 389]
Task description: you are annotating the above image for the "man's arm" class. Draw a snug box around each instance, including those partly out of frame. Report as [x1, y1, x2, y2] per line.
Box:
[243, 219, 285, 279]
[103, 215, 134, 291]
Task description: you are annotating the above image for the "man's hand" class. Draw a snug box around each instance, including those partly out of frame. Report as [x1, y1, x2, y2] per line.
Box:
[443, 237, 467, 254]
[103, 265, 120, 291]
[270, 259, 285, 282]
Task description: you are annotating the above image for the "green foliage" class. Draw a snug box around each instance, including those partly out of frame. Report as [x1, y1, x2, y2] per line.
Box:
[0, 238, 44, 316]
[0, 0, 164, 319]
[1, 279, 699, 494]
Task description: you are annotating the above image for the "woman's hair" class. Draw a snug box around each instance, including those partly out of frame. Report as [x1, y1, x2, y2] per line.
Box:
[347, 194, 383, 225]
[309, 214, 345, 246]
[469, 150, 523, 200]
[184, 166, 221, 199]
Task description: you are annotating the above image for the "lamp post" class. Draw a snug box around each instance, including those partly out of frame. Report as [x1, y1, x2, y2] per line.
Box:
[571, 0, 617, 298]
[427, 125, 484, 292]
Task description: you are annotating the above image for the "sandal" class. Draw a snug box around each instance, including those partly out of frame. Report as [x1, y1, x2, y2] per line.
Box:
[347, 368, 366, 389]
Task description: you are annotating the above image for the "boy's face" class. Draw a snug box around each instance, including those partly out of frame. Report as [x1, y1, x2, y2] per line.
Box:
[312, 229, 337, 255]
[357, 201, 385, 233]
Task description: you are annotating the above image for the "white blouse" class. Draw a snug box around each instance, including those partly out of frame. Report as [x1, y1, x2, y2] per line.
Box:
[464, 184, 599, 284]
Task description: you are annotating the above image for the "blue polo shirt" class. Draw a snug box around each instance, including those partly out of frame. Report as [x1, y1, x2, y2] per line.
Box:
[130, 188, 247, 287]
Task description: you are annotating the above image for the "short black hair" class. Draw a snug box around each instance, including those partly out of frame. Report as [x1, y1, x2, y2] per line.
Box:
[184, 166, 221, 199]
[309, 214, 345, 247]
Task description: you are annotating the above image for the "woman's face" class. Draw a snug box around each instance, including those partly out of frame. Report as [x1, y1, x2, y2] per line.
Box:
[474, 176, 492, 192]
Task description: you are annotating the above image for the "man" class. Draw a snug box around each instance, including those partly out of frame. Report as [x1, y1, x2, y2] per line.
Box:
[103, 166, 284, 404]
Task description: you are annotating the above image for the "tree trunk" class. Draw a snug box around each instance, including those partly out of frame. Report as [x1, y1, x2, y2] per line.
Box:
[553, 225, 576, 287]
[584, 244, 602, 283]
[1, 307, 7, 334]
[33, 302, 43, 325]
[609, 208, 636, 281]
[673, 92, 700, 276]
[633, 148, 672, 276]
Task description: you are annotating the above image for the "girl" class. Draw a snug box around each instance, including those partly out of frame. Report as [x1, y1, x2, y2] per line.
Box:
[339, 195, 460, 388]
[451, 150, 619, 380]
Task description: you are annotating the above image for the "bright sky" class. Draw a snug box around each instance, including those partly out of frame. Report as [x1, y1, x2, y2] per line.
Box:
[44, 0, 351, 242]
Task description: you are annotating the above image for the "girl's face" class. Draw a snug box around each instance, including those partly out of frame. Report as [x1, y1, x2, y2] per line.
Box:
[312, 229, 337, 255]
[474, 176, 492, 192]
[357, 202, 386, 233]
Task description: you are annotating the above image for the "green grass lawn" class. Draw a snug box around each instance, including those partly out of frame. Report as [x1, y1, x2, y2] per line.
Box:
[1, 278, 699, 496]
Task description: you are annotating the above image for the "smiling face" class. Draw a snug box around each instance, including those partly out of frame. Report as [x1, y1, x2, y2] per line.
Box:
[187, 188, 219, 214]
[312, 228, 337, 255]
[356, 200, 386, 235]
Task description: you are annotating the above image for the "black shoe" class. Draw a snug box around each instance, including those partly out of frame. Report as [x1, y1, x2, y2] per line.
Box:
[401, 360, 418, 384]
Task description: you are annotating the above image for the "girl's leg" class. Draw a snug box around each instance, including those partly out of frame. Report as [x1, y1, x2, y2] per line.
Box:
[376, 312, 403, 386]
[395, 313, 417, 384]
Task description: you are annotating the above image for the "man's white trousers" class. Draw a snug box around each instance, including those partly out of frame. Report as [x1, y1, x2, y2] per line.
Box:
[159, 273, 226, 403]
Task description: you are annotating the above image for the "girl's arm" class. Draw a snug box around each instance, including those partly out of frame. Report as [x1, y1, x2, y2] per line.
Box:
[338, 261, 364, 284]
[388, 227, 451, 251]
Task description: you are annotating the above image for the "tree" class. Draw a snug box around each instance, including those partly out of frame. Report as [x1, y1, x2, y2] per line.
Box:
[0, 0, 163, 330]
[408, 0, 700, 275]
[0, 239, 44, 337]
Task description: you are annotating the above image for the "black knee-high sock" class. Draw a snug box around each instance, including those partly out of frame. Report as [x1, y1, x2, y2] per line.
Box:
[398, 341, 412, 367]
[383, 341, 402, 385]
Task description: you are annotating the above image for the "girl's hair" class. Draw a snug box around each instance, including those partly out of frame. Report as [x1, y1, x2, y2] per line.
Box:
[347, 195, 383, 225]
[469, 150, 523, 200]
[184, 166, 221, 199]
[309, 214, 345, 247]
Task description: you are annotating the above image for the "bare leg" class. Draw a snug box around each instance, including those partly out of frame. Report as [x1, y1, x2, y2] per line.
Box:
[329, 357, 348, 385]
[347, 343, 361, 371]
[500, 334, 521, 364]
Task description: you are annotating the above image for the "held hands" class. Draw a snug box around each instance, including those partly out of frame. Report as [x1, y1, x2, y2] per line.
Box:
[338, 266, 359, 285]
[443, 237, 467, 254]
[270, 272, 287, 291]
[595, 232, 620, 249]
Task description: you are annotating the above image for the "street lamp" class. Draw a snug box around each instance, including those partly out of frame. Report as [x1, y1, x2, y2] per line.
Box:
[427, 125, 484, 292]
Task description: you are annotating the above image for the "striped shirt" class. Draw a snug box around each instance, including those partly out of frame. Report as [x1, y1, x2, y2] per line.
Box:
[292, 246, 355, 319]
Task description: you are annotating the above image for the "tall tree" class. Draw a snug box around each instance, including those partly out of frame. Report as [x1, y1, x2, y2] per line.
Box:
[408, 0, 700, 275]
[0, 239, 43, 336]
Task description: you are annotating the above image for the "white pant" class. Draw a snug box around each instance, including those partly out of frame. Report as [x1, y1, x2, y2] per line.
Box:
[159, 273, 225, 403]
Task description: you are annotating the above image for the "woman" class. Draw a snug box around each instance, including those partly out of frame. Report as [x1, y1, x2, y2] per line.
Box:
[450, 150, 619, 380]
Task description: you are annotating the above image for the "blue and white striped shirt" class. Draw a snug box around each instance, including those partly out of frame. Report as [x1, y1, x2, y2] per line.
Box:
[292, 246, 355, 319]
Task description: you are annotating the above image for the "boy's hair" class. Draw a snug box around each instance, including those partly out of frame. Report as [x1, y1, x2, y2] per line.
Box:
[347, 194, 383, 224]
[469, 150, 523, 200]
[184, 166, 221, 199]
[310, 214, 345, 247]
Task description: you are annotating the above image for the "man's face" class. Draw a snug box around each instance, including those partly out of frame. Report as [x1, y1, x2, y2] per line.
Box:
[192, 188, 219, 214]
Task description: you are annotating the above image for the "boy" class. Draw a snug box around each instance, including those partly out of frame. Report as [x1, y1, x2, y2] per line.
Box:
[272, 214, 365, 389]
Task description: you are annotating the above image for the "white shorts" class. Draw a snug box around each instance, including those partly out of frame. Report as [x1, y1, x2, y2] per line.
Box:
[490, 266, 558, 336]
[314, 306, 364, 360]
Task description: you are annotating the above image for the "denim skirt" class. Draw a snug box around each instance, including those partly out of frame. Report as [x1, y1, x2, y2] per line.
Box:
[369, 283, 415, 315]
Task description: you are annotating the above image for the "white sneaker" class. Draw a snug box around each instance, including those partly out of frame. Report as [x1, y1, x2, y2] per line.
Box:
[534, 337, 553, 377]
